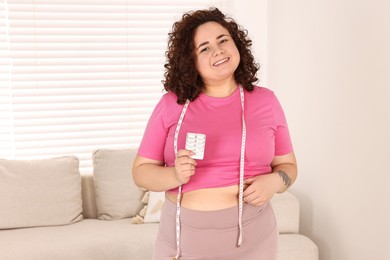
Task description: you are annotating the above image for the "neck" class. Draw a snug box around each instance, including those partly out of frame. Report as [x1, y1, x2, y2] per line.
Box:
[203, 80, 238, 98]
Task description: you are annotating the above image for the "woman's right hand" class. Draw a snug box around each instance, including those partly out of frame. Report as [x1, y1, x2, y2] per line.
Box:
[174, 149, 197, 184]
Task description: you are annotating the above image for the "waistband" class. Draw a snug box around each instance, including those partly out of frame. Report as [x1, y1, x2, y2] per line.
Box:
[163, 196, 269, 230]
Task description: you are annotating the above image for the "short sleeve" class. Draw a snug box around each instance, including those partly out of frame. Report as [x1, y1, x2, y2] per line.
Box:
[272, 93, 294, 156]
[137, 96, 168, 162]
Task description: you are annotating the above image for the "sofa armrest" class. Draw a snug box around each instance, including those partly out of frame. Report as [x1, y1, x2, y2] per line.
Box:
[271, 192, 300, 234]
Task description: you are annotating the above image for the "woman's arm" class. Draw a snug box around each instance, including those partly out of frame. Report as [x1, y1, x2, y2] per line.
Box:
[270, 151, 298, 193]
[132, 150, 197, 192]
[243, 152, 297, 206]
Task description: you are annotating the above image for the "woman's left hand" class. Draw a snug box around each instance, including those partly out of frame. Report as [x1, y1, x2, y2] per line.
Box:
[243, 173, 283, 207]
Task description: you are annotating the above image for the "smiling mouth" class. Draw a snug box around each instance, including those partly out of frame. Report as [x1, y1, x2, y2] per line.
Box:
[213, 57, 229, 66]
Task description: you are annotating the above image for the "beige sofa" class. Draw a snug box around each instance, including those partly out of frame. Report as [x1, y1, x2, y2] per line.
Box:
[0, 149, 318, 260]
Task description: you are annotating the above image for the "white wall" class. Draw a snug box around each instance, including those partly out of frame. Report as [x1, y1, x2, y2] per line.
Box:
[266, 1, 390, 260]
[221, 1, 389, 259]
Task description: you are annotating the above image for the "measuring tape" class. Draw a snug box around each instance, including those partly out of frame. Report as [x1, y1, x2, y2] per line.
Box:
[237, 85, 246, 247]
[172, 86, 246, 259]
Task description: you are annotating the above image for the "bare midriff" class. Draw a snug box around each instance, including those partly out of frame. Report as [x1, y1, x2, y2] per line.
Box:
[166, 184, 242, 211]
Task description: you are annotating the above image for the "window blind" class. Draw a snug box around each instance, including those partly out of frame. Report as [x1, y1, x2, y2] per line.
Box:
[0, 0, 220, 173]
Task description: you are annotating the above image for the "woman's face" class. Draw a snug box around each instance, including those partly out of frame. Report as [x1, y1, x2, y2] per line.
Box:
[193, 22, 240, 85]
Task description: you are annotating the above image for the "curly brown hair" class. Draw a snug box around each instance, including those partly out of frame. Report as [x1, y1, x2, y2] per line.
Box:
[163, 7, 260, 104]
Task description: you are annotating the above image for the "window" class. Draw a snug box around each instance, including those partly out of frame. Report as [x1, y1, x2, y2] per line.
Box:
[0, 0, 220, 173]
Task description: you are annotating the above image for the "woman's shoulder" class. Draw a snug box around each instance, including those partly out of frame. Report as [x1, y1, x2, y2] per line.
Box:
[155, 91, 184, 116]
[158, 91, 181, 107]
[248, 85, 276, 100]
[160, 91, 176, 101]
[149, 91, 182, 126]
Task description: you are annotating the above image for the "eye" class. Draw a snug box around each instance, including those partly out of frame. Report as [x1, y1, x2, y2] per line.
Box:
[219, 38, 228, 44]
[200, 47, 209, 53]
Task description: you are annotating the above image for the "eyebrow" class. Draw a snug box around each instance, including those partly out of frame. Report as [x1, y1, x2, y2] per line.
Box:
[196, 34, 229, 51]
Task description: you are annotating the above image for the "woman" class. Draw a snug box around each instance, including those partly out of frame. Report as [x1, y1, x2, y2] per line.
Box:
[133, 7, 297, 260]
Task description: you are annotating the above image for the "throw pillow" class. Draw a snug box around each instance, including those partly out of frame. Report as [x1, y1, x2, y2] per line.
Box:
[0, 156, 83, 229]
[144, 191, 165, 223]
[131, 191, 165, 224]
[92, 149, 144, 220]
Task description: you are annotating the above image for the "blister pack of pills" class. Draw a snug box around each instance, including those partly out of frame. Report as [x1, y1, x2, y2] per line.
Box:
[185, 133, 206, 160]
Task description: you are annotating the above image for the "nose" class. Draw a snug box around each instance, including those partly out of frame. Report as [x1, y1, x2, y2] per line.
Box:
[213, 46, 224, 56]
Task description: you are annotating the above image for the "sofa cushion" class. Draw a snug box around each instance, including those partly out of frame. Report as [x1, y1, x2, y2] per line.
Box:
[0, 220, 317, 260]
[92, 149, 143, 220]
[0, 156, 83, 229]
[0, 219, 159, 260]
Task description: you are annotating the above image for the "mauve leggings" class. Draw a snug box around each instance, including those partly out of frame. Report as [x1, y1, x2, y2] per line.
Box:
[154, 197, 278, 260]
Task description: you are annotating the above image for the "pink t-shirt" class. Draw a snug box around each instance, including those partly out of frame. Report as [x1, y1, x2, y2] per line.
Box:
[138, 86, 293, 193]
